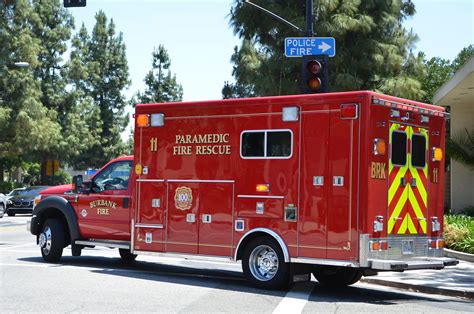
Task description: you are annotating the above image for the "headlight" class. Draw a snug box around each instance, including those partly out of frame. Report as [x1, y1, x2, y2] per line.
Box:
[33, 195, 42, 209]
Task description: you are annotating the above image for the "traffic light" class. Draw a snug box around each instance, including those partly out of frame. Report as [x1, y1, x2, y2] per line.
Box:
[64, 0, 86, 7]
[301, 54, 329, 93]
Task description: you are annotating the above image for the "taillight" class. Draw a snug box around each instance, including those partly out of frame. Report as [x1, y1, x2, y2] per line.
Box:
[370, 240, 388, 252]
[428, 239, 444, 249]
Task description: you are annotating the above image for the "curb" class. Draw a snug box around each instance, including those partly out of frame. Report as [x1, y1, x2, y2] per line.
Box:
[444, 248, 474, 263]
[360, 278, 474, 300]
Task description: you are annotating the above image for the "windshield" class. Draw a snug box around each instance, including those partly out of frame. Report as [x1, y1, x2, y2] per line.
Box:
[18, 187, 48, 196]
[8, 189, 25, 197]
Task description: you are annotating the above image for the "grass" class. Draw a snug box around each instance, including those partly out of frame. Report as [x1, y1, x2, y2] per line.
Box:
[444, 214, 474, 254]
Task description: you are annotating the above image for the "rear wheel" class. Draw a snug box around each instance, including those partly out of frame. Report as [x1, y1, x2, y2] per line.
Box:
[39, 219, 65, 263]
[313, 266, 362, 288]
[119, 248, 137, 262]
[242, 237, 289, 290]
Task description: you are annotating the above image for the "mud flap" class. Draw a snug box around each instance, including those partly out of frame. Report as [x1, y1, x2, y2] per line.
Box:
[290, 263, 312, 283]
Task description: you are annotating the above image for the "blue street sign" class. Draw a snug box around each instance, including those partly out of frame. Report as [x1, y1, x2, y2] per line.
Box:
[284, 37, 336, 57]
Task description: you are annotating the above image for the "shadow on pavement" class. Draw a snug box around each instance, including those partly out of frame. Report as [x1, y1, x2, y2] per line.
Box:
[18, 254, 471, 305]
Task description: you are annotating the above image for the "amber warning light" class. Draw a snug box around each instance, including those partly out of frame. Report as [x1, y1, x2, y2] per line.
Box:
[136, 114, 149, 127]
[256, 184, 270, 192]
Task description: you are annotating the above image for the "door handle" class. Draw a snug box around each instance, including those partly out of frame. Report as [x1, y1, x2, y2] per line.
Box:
[400, 177, 407, 187]
[410, 178, 417, 187]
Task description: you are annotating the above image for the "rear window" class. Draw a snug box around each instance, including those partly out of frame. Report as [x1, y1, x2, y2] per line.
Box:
[391, 132, 407, 166]
[411, 134, 426, 168]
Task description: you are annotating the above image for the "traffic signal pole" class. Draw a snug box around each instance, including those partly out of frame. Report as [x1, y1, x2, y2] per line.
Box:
[306, 0, 314, 36]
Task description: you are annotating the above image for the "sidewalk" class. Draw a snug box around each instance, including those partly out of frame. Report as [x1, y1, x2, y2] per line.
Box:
[361, 259, 474, 299]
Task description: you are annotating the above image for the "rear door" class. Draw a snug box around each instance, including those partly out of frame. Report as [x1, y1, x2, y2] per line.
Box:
[388, 123, 428, 234]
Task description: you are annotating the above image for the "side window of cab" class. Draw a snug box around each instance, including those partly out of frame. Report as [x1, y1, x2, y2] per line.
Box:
[91, 161, 132, 192]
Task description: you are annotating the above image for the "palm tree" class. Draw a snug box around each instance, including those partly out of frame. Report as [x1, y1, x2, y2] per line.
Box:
[447, 128, 474, 170]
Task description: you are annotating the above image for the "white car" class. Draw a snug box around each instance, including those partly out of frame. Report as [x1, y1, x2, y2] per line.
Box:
[0, 193, 6, 218]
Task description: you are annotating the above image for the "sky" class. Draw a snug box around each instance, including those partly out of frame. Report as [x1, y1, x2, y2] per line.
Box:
[67, 0, 473, 135]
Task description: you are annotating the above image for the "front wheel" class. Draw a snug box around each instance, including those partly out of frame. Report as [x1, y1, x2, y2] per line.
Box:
[119, 248, 137, 262]
[39, 219, 65, 263]
[242, 237, 289, 290]
[313, 266, 362, 288]
[7, 209, 15, 216]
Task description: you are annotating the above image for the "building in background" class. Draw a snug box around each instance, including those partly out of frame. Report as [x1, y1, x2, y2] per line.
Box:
[434, 57, 474, 212]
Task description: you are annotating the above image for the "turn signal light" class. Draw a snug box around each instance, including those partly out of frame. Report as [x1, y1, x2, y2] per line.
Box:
[437, 239, 444, 249]
[136, 114, 149, 127]
[373, 139, 386, 155]
[428, 239, 444, 249]
[256, 184, 270, 192]
[432, 147, 443, 161]
[370, 240, 388, 252]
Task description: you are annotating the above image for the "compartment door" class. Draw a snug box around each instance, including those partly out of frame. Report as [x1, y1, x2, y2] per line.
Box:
[326, 108, 360, 260]
[134, 180, 166, 252]
[198, 182, 233, 257]
[167, 182, 199, 254]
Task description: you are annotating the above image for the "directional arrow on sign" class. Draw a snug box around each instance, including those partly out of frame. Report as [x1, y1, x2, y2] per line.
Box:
[318, 42, 332, 53]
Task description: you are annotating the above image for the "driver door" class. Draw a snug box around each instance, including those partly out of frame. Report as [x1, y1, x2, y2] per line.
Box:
[75, 160, 132, 240]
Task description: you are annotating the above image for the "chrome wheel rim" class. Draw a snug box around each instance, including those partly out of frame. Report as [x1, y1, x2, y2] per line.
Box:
[249, 245, 279, 281]
[40, 226, 52, 255]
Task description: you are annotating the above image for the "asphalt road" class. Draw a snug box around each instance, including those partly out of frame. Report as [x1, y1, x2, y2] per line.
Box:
[1, 216, 473, 313]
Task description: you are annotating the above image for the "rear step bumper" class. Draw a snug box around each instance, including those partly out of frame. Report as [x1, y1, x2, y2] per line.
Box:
[369, 257, 459, 271]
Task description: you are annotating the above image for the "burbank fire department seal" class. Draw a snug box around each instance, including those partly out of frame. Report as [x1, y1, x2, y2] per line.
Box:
[174, 186, 193, 210]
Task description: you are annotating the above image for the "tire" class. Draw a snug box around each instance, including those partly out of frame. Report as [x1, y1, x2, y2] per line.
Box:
[242, 237, 290, 290]
[119, 248, 137, 262]
[0, 204, 4, 218]
[39, 219, 65, 263]
[7, 209, 15, 216]
[313, 266, 362, 288]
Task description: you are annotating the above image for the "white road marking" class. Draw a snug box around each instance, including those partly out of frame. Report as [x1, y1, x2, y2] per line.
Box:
[273, 282, 314, 314]
[2, 243, 34, 249]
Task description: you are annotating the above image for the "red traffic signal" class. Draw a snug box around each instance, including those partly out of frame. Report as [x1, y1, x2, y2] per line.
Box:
[301, 55, 329, 93]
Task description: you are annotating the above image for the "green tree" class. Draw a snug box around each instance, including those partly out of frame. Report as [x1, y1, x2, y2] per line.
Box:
[68, 11, 130, 168]
[31, 0, 75, 182]
[419, 44, 473, 103]
[0, 0, 62, 181]
[451, 44, 473, 72]
[134, 45, 183, 104]
[224, 0, 424, 100]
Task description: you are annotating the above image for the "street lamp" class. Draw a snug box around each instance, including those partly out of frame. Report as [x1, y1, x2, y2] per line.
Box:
[12, 62, 29, 68]
[0, 61, 30, 68]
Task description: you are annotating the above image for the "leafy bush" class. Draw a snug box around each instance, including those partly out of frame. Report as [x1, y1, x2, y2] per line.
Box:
[0, 181, 24, 194]
[444, 214, 474, 254]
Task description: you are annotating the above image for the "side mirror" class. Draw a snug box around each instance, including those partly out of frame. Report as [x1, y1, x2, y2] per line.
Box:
[72, 175, 83, 193]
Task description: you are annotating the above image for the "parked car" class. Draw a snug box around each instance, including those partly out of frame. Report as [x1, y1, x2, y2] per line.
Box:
[6, 186, 49, 216]
[0, 193, 6, 218]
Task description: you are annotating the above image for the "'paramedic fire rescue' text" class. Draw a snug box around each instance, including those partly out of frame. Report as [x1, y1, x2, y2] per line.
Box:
[173, 133, 231, 156]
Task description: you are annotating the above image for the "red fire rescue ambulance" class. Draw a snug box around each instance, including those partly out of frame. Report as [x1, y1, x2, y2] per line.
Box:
[31, 91, 457, 289]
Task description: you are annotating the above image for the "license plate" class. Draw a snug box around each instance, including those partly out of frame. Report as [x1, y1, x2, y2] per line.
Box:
[402, 240, 414, 255]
